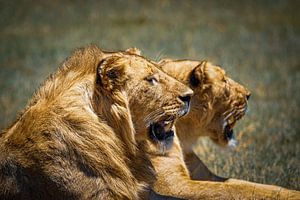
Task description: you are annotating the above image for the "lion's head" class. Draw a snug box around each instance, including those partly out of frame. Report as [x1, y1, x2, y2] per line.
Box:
[159, 59, 250, 148]
[96, 53, 193, 153]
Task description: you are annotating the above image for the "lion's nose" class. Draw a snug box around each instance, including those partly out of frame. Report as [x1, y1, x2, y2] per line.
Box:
[246, 92, 251, 100]
[179, 89, 193, 105]
[179, 95, 191, 105]
[178, 89, 193, 117]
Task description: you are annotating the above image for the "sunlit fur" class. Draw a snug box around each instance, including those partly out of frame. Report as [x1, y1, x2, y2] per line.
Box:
[148, 59, 300, 199]
[0, 45, 192, 200]
[160, 60, 250, 149]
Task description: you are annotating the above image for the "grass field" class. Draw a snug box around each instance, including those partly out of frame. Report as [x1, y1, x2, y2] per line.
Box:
[0, 0, 299, 190]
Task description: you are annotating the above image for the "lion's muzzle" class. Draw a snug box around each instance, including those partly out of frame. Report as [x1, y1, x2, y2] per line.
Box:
[178, 93, 192, 117]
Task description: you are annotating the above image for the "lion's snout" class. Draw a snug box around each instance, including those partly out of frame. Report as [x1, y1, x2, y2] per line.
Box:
[179, 94, 191, 106]
[178, 92, 192, 117]
[246, 92, 251, 100]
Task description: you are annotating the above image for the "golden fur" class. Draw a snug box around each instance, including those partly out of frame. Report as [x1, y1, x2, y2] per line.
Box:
[160, 59, 251, 179]
[149, 59, 300, 199]
[0, 45, 193, 200]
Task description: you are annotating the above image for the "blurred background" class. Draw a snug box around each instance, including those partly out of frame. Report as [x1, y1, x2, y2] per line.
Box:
[0, 0, 299, 190]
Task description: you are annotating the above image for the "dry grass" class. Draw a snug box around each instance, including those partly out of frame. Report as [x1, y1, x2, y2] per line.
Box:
[0, 0, 299, 190]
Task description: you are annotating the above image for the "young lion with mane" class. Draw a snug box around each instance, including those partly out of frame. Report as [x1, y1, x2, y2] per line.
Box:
[0, 45, 193, 200]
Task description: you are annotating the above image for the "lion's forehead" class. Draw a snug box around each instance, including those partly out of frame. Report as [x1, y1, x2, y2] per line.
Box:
[226, 77, 249, 94]
[121, 56, 158, 75]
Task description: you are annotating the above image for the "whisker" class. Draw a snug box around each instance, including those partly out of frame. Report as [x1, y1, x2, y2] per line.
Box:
[224, 110, 235, 121]
[144, 109, 163, 121]
[144, 108, 165, 126]
[235, 108, 247, 120]
[154, 49, 165, 62]
[162, 105, 179, 110]
[223, 107, 235, 118]
[164, 109, 180, 118]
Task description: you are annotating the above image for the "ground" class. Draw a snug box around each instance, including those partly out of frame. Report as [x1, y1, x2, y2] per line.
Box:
[0, 0, 299, 190]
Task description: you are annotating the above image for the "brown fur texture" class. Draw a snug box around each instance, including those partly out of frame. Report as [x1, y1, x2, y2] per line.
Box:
[0, 45, 193, 200]
[149, 59, 300, 199]
[160, 60, 250, 150]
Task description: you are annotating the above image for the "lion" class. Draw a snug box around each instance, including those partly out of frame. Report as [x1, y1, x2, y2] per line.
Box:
[147, 59, 300, 199]
[0, 45, 193, 200]
[160, 59, 251, 180]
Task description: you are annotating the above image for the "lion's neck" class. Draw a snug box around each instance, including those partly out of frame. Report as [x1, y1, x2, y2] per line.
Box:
[92, 89, 156, 192]
[176, 116, 209, 153]
[93, 89, 137, 155]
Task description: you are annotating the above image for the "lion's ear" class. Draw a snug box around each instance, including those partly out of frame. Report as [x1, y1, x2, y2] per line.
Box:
[96, 56, 128, 91]
[125, 47, 142, 55]
[96, 59, 106, 87]
[189, 61, 206, 87]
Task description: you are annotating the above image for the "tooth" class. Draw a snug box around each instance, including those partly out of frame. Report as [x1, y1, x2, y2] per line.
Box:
[223, 121, 227, 129]
[164, 126, 169, 132]
[164, 121, 172, 132]
[152, 125, 156, 135]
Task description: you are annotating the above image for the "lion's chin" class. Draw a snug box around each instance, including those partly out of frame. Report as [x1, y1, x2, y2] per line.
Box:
[155, 137, 174, 155]
[227, 138, 238, 149]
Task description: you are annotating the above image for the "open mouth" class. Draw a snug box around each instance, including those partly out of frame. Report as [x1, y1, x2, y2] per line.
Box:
[224, 124, 234, 140]
[220, 102, 249, 147]
[149, 120, 175, 141]
[223, 114, 241, 148]
[223, 112, 238, 141]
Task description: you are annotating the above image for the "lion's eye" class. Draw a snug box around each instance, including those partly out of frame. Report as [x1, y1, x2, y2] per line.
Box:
[146, 75, 158, 85]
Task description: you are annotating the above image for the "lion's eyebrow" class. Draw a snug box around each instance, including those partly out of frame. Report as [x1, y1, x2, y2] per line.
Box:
[146, 73, 159, 81]
[146, 73, 157, 78]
